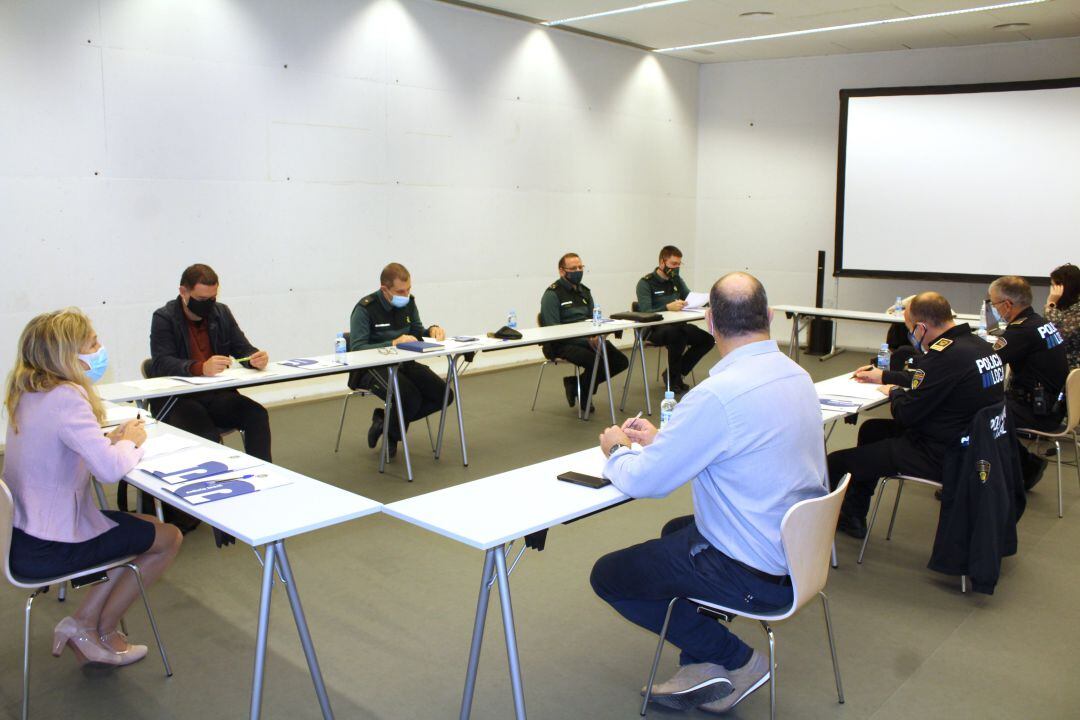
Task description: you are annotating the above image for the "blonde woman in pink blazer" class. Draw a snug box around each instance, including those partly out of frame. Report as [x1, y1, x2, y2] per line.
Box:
[3, 309, 182, 666]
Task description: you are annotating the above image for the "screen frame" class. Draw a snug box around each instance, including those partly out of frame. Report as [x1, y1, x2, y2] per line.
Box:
[833, 76, 1080, 286]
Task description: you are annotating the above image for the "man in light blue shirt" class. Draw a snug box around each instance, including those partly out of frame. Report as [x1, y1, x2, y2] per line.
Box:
[591, 272, 826, 714]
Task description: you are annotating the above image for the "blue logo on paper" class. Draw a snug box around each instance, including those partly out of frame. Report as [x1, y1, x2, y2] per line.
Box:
[170, 479, 256, 505]
[150, 461, 229, 482]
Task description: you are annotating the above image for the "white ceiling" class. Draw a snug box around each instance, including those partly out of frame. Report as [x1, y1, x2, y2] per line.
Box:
[444, 0, 1080, 63]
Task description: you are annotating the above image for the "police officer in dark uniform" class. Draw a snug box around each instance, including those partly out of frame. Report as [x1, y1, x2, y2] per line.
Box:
[988, 275, 1068, 489]
[827, 292, 1005, 538]
[349, 262, 451, 457]
[634, 245, 713, 392]
[540, 252, 629, 410]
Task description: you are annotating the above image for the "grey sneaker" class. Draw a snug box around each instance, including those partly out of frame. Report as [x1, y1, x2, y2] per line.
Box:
[642, 662, 734, 710]
[699, 650, 770, 714]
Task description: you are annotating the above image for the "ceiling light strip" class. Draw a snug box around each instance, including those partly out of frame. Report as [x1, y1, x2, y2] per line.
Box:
[543, 0, 690, 27]
[654, 0, 1047, 52]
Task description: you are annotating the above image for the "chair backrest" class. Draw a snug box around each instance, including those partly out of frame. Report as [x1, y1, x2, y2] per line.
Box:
[140, 358, 152, 379]
[631, 301, 640, 312]
[1065, 368, 1080, 434]
[536, 312, 544, 328]
[779, 474, 850, 619]
[0, 479, 21, 588]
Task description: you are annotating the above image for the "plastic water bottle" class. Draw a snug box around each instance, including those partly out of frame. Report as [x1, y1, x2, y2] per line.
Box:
[660, 390, 677, 430]
[592, 304, 602, 326]
[334, 332, 347, 359]
[893, 296, 903, 313]
[507, 310, 518, 329]
[977, 300, 989, 338]
[876, 343, 891, 371]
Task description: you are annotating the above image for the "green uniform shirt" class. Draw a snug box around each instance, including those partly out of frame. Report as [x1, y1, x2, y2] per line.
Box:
[349, 291, 426, 350]
[540, 277, 595, 348]
[635, 269, 690, 312]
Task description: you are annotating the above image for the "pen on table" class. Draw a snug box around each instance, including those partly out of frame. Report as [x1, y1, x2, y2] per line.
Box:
[630, 411, 643, 430]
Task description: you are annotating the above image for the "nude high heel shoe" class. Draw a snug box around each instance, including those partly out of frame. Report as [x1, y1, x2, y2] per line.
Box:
[51, 617, 145, 666]
[99, 630, 148, 666]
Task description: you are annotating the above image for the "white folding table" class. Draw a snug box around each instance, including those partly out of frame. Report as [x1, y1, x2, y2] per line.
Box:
[126, 422, 382, 719]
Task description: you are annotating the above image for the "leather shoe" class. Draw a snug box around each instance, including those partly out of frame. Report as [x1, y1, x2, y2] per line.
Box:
[563, 376, 577, 407]
[387, 439, 398, 459]
[836, 511, 867, 539]
[367, 408, 384, 449]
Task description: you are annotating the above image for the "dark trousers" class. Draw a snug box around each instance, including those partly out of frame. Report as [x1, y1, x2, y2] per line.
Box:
[545, 340, 629, 406]
[826, 420, 942, 520]
[590, 516, 792, 669]
[1009, 398, 1065, 486]
[151, 389, 272, 462]
[364, 361, 452, 442]
[646, 324, 713, 385]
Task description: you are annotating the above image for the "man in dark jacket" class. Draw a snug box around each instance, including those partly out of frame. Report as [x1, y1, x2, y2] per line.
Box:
[987, 275, 1068, 489]
[148, 263, 272, 462]
[827, 292, 1005, 538]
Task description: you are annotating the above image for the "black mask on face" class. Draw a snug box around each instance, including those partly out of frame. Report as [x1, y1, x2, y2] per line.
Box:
[565, 270, 584, 285]
[186, 295, 217, 319]
[664, 266, 680, 279]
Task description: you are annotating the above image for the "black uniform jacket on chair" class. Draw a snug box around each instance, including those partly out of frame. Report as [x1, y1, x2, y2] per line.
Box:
[540, 278, 595, 350]
[887, 323, 1006, 450]
[635, 269, 690, 313]
[930, 401, 1025, 595]
[149, 298, 258, 377]
[993, 306, 1068, 400]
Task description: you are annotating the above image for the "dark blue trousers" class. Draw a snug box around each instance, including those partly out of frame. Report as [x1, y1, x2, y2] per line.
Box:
[590, 516, 792, 669]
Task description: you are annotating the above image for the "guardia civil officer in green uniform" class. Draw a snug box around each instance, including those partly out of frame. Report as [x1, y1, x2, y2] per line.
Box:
[349, 262, 450, 457]
[540, 252, 629, 410]
[634, 245, 713, 392]
[988, 275, 1068, 489]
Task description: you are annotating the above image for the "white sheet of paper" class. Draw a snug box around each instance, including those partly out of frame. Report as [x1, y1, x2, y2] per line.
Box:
[138, 434, 200, 461]
[684, 292, 709, 309]
[171, 375, 231, 386]
[137, 446, 264, 484]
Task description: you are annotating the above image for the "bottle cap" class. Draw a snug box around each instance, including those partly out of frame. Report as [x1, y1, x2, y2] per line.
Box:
[664, 390, 675, 400]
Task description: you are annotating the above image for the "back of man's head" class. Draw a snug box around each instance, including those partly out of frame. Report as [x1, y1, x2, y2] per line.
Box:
[708, 272, 770, 337]
[989, 275, 1033, 309]
[908, 292, 953, 327]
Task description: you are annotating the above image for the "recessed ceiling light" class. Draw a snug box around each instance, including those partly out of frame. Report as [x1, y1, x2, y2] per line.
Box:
[542, 0, 690, 27]
[738, 11, 776, 21]
[655, 0, 1047, 53]
[993, 22, 1032, 30]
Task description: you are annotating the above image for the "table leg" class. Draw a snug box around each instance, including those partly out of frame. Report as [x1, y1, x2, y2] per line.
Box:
[390, 365, 414, 482]
[637, 330, 652, 416]
[788, 313, 801, 362]
[583, 340, 603, 421]
[619, 331, 638, 412]
[276, 541, 334, 720]
[436, 356, 454, 460]
[460, 548, 497, 720]
[450, 356, 468, 467]
[599, 337, 616, 426]
[378, 371, 394, 474]
[249, 543, 277, 720]
[494, 547, 526, 720]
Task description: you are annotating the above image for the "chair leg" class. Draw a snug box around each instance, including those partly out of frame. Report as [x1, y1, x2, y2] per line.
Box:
[425, 415, 436, 454]
[961, 575, 967, 593]
[333, 392, 353, 453]
[1055, 440, 1063, 518]
[830, 541, 838, 569]
[124, 563, 172, 677]
[885, 478, 905, 541]
[575, 369, 584, 421]
[92, 479, 109, 510]
[859, 478, 890, 564]
[820, 592, 845, 704]
[530, 361, 548, 411]
[759, 620, 777, 720]
[640, 597, 679, 717]
[57, 582, 66, 603]
[23, 590, 39, 720]
[620, 336, 638, 413]
[655, 347, 662, 382]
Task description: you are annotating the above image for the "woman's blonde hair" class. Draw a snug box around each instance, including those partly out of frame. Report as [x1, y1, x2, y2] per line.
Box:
[4, 308, 104, 432]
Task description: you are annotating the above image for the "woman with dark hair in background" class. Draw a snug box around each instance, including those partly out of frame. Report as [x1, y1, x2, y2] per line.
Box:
[1046, 263, 1080, 370]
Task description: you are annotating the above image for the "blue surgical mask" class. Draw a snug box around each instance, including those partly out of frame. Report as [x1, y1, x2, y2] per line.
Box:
[907, 326, 924, 354]
[990, 303, 1004, 325]
[565, 271, 584, 285]
[390, 294, 410, 309]
[78, 346, 109, 383]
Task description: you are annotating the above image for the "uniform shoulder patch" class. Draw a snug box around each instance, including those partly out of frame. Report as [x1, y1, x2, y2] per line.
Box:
[993, 336, 1007, 352]
[360, 296, 373, 306]
[1009, 317, 1026, 325]
[911, 368, 926, 389]
[642, 273, 653, 281]
[928, 338, 953, 352]
[548, 282, 558, 290]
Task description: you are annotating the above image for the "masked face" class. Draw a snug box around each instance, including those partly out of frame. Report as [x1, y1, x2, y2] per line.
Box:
[989, 300, 1006, 325]
[907, 323, 926, 354]
[565, 270, 583, 285]
[390, 294, 410, 309]
[186, 295, 216, 319]
[78, 346, 109, 383]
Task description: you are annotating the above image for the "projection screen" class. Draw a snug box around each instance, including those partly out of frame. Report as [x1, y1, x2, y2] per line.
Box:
[834, 77, 1080, 283]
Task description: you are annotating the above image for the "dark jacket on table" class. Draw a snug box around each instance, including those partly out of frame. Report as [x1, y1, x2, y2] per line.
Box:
[929, 401, 1025, 595]
[149, 298, 258, 377]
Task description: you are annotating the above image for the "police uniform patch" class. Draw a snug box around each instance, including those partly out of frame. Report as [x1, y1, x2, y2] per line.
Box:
[992, 337, 1007, 352]
[360, 296, 372, 306]
[976, 459, 991, 483]
[1009, 317, 1026, 325]
[928, 338, 952, 352]
[911, 368, 926, 389]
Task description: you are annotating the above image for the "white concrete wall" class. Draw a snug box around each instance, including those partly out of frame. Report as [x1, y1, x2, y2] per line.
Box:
[0, 0, 698, 430]
[695, 36, 1080, 351]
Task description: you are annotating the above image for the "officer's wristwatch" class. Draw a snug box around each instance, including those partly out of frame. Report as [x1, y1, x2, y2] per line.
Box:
[608, 443, 631, 458]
